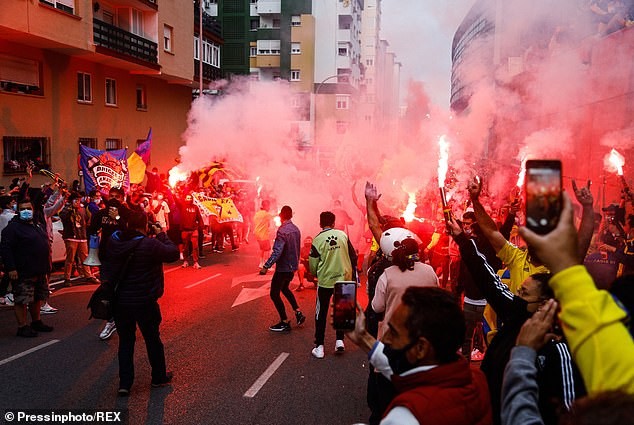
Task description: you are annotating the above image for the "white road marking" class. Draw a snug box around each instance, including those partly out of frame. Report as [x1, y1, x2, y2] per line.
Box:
[230, 273, 270, 288]
[185, 273, 222, 289]
[164, 266, 183, 274]
[231, 282, 271, 308]
[244, 352, 289, 398]
[0, 340, 60, 367]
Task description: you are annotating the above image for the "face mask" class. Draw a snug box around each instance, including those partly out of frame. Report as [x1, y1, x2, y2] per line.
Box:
[382, 340, 418, 376]
[464, 228, 473, 236]
[19, 209, 33, 221]
[11, 204, 17, 211]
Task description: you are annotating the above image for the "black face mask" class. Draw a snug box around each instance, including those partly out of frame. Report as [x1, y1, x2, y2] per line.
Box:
[383, 339, 418, 376]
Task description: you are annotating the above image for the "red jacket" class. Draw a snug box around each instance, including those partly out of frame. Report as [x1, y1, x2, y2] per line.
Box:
[386, 358, 492, 425]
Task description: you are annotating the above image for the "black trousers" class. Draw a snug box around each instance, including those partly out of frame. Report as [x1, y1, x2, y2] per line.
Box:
[114, 301, 167, 390]
[270, 271, 299, 321]
[314, 286, 344, 346]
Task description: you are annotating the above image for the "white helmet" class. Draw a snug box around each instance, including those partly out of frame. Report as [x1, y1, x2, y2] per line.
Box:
[380, 227, 416, 260]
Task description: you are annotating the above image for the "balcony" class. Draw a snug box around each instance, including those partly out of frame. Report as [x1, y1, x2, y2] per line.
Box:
[93, 18, 158, 65]
[194, 60, 222, 83]
[257, 0, 281, 14]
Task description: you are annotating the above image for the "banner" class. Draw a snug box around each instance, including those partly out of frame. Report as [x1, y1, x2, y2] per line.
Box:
[192, 192, 243, 223]
[80, 145, 129, 194]
[128, 128, 152, 184]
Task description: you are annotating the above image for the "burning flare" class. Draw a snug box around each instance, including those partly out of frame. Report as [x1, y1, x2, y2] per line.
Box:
[607, 148, 625, 176]
[438, 135, 449, 188]
[516, 157, 527, 188]
[168, 166, 189, 188]
[403, 192, 417, 223]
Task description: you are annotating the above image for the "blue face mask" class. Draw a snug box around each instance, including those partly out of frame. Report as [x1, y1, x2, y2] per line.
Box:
[19, 209, 33, 221]
[11, 204, 17, 211]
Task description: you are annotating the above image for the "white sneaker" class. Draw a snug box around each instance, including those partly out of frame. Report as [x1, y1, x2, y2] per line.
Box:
[335, 339, 345, 353]
[193, 262, 201, 269]
[99, 321, 117, 340]
[179, 252, 184, 261]
[311, 345, 325, 359]
[4, 293, 14, 306]
[40, 302, 58, 314]
[182, 261, 189, 268]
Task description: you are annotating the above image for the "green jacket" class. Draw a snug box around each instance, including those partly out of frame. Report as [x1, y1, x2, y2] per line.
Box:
[309, 228, 357, 288]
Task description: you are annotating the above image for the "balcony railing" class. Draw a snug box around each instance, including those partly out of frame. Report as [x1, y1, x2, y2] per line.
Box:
[194, 61, 222, 83]
[93, 19, 158, 64]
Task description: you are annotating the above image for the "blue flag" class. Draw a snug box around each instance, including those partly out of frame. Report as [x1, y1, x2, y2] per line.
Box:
[80, 145, 129, 194]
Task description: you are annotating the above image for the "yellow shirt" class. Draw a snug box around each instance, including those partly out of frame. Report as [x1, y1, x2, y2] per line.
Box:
[550, 265, 634, 394]
[253, 210, 272, 241]
[496, 241, 549, 293]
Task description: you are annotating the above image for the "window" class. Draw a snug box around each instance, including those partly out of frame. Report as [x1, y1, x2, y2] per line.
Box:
[78, 137, 98, 149]
[77, 72, 92, 103]
[291, 15, 301, 26]
[105, 78, 117, 106]
[250, 18, 260, 30]
[0, 54, 42, 96]
[291, 43, 301, 54]
[131, 9, 144, 37]
[290, 70, 300, 81]
[164, 25, 173, 52]
[40, 0, 74, 14]
[366, 58, 374, 66]
[3, 136, 50, 175]
[250, 46, 257, 57]
[338, 47, 348, 56]
[194, 37, 200, 60]
[336, 95, 349, 110]
[272, 18, 281, 28]
[136, 85, 147, 110]
[105, 138, 122, 151]
[211, 44, 220, 68]
[257, 40, 280, 55]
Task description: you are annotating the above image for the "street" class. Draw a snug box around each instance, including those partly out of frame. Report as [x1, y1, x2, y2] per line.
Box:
[0, 242, 371, 425]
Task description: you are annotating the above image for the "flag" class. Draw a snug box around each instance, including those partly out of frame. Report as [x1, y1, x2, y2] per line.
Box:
[192, 192, 243, 223]
[128, 128, 152, 184]
[80, 145, 129, 194]
[197, 161, 241, 187]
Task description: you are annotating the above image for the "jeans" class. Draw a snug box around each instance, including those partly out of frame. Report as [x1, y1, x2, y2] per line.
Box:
[181, 230, 199, 262]
[314, 286, 344, 346]
[114, 301, 167, 389]
[63, 240, 92, 280]
[270, 271, 299, 321]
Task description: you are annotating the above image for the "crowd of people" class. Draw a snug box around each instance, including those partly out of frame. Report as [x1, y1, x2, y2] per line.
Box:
[1, 163, 633, 423]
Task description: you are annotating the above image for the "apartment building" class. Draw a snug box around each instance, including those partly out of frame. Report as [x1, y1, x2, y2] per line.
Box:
[0, 0, 205, 184]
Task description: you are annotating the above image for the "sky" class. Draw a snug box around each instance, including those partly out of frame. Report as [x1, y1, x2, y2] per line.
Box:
[380, 0, 477, 108]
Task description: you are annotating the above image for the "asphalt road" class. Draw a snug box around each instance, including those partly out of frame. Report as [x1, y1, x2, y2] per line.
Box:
[0, 242, 372, 425]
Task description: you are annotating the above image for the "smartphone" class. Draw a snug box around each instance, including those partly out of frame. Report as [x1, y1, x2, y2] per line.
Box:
[332, 281, 357, 330]
[525, 160, 562, 235]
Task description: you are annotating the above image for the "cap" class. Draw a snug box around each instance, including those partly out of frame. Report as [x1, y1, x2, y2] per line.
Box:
[602, 203, 619, 212]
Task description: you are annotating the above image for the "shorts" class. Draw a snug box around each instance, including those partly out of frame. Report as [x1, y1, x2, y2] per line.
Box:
[257, 239, 271, 251]
[13, 275, 48, 305]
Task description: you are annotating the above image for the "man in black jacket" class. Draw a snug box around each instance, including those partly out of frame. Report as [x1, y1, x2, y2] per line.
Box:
[103, 211, 179, 396]
[0, 199, 53, 337]
[446, 217, 585, 425]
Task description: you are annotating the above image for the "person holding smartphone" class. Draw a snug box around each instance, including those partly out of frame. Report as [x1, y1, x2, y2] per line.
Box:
[346, 286, 492, 425]
[309, 211, 357, 358]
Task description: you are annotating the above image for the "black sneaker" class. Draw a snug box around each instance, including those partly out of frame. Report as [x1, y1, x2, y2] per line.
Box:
[269, 321, 291, 332]
[117, 388, 130, 397]
[295, 311, 306, 326]
[17, 325, 38, 337]
[31, 320, 53, 332]
[151, 371, 173, 388]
